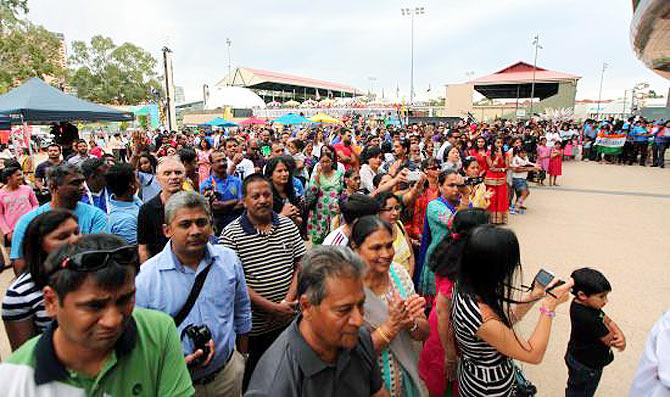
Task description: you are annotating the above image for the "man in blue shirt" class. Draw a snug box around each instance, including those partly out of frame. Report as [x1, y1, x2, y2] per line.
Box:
[105, 163, 142, 244]
[199, 149, 243, 233]
[135, 191, 251, 396]
[80, 157, 110, 213]
[651, 120, 669, 168]
[10, 163, 107, 274]
[630, 120, 650, 166]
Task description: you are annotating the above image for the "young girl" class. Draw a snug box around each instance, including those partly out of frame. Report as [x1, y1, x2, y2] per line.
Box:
[549, 142, 563, 186]
[536, 137, 550, 186]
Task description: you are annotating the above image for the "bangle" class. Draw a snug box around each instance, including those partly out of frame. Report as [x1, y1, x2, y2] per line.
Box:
[539, 306, 555, 318]
[376, 326, 391, 344]
[409, 319, 419, 333]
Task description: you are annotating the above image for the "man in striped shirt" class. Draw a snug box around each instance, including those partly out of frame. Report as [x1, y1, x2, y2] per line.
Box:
[219, 173, 306, 390]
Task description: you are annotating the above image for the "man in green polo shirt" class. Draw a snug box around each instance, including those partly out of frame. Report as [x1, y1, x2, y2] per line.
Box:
[0, 234, 194, 396]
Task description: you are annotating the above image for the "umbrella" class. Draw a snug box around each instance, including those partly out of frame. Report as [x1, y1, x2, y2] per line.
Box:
[309, 113, 342, 124]
[205, 117, 238, 127]
[272, 113, 313, 125]
[239, 116, 268, 126]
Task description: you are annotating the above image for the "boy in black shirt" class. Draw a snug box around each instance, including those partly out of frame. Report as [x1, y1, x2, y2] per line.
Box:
[565, 268, 626, 397]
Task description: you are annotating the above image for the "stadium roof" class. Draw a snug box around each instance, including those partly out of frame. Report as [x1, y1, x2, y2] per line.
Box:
[469, 61, 580, 100]
[216, 67, 360, 97]
[469, 62, 580, 85]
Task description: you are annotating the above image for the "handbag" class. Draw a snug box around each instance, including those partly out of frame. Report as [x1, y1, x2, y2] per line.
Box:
[173, 261, 213, 327]
[511, 361, 537, 397]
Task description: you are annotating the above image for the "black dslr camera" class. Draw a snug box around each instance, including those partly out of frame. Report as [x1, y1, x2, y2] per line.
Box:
[184, 324, 212, 366]
[464, 176, 484, 186]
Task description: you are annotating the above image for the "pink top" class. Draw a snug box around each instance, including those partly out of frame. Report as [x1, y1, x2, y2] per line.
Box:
[0, 185, 39, 234]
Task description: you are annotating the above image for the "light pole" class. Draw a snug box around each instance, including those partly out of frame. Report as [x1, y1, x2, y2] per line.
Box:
[595, 62, 608, 120]
[401, 6, 425, 105]
[226, 38, 232, 85]
[529, 34, 542, 116]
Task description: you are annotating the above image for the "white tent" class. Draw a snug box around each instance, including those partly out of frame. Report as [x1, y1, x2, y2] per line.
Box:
[205, 86, 266, 110]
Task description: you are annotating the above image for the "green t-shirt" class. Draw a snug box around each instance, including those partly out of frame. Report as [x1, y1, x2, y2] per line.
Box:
[0, 307, 194, 396]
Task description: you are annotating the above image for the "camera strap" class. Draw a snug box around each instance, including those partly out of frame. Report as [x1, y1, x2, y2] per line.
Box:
[173, 261, 213, 328]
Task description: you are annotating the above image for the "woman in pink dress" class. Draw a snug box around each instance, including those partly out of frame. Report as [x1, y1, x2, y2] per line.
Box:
[196, 139, 213, 185]
[536, 137, 550, 186]
[548, 142, 563, 186]
[418, 208, 490, 397]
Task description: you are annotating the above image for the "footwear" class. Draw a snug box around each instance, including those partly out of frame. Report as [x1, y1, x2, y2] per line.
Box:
[510, 208, 517, 215]
[520, 205, 527, 210]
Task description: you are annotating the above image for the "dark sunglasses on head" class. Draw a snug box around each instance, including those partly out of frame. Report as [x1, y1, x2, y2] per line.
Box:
[48, 245, 139, 277]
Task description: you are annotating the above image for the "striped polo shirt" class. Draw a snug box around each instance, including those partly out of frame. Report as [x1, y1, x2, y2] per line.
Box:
[219, 211, 306, 336]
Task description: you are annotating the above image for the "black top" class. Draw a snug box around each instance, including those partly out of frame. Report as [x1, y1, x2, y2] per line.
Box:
[567, 300, 614, 368]
[245, 316, 383, 397]
[35, 160, 58, 181]
[137, 193, 168, 259]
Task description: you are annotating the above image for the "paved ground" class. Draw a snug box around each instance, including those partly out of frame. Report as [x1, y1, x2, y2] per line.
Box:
[0, 160, 668, 396]
[510, 161, 670, 396]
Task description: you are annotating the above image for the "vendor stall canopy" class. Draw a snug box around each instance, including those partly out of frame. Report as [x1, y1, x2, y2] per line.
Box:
[0, 78, 134, 123]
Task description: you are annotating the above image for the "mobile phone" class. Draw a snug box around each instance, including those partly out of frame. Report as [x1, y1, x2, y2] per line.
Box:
[534, 269, 555, 288]
[407, 170, 421, 182]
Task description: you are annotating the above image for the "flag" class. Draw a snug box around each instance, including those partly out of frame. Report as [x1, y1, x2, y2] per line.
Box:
[595, 133, 626, 154]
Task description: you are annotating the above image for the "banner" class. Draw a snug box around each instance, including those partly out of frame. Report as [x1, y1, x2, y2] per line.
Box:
[595, 133, 626, 155]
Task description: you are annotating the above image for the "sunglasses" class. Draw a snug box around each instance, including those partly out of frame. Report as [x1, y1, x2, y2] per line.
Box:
[447, 183, 466, 188]
[48, 245, 138, 277]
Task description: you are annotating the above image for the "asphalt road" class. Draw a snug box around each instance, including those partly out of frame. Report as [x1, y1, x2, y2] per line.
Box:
[0, 160, 668, 396]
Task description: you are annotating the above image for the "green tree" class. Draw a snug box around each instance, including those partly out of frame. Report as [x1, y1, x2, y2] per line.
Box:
[0, 0, 66, 94]
[68, 35, 161, 105]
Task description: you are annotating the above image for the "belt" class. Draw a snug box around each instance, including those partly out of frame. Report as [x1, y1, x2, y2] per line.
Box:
[192, 350, 234, 386]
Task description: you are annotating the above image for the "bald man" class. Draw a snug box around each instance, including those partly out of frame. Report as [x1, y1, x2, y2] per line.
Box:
[137, 157, 186, 263]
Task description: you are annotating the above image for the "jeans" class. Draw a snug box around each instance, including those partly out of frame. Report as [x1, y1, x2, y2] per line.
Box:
[652, 142, 668, 167]
[565, 353, 603, 397]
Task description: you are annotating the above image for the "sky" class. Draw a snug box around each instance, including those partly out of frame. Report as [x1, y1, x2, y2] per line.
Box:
[25, 0, 669, 103]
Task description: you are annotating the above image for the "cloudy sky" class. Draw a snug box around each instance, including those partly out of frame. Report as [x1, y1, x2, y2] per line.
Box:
[27, 0, 668, 102]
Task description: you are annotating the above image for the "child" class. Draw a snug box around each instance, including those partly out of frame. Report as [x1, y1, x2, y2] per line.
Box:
[548, 142, 563, 186]
[510, 147, 538, 214]
[565, 268, 626, 397]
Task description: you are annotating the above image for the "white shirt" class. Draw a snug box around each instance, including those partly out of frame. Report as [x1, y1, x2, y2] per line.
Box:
[227, 158, 255, 180]
[359, 164, 377, 193]
[322, 225, 349, 246]
[630, 311, 670, 397]
[511, 155, 535, 179]
[546, 132, 561, 148]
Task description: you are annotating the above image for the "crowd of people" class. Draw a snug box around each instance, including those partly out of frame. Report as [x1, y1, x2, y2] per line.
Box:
[0, 113, 666, 396]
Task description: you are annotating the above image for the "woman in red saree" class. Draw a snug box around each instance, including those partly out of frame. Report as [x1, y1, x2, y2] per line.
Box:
[485, 136, 509, 224]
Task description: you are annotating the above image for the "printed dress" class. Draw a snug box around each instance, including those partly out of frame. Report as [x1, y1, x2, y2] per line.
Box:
[306, 169, 342, 245]
[419, 198, 457, 300]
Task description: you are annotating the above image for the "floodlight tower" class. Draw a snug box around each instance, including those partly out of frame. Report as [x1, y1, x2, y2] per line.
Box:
[401, 6, 426, 105]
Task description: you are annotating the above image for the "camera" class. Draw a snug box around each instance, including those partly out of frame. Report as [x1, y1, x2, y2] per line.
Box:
[184, 324, 212, 366]
[464, 176, 483, 186]
[406, 170, 421, 182]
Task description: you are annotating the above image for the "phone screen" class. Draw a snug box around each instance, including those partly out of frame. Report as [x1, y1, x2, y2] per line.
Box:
[535, 269, 554, 287]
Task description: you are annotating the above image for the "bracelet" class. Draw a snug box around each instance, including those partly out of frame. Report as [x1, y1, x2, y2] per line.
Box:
[409, 319, 419, 333]
[539, 306, 556, 318]
[376, 326, 392, 344]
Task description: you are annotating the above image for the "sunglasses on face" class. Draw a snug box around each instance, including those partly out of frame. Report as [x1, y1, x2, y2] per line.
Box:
[447, 183, 466, 188]
[48, 245, 139, 277]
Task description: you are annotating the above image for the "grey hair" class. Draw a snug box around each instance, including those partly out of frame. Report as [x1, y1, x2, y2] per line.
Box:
[298, 246, 364, 305]
[164, 191, 212, 224]
[47, 163, 82, 188]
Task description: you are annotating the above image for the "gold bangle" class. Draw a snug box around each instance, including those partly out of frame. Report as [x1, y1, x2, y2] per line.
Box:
[376, 326, 391, 344]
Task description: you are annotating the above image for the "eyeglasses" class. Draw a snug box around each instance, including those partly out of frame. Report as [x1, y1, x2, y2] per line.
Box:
[47, 245, 138, 277]
[447, 183, 466, 188]
[380, 205, 401, 212]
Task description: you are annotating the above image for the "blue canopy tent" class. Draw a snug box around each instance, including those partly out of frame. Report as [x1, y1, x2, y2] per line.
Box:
[205, 117, 238, 127]
[272, 113, 313, 125]
[0, 77, 134, 123]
